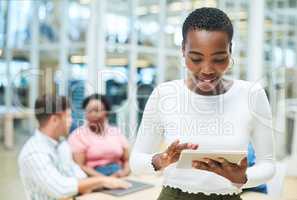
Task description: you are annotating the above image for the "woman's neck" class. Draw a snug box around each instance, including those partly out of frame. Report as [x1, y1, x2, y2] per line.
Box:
[88, 121, 107, 135]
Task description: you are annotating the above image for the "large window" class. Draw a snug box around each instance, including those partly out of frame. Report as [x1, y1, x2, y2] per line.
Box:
[136, 53, 157, 122]
[137, 0, 159, 47]
[106, 0, 130, 45]
[0, 1, 8, 49]
[1, 0, 296, 143]
[0, 59, 30, 106]
[39, 1, 60, 43]
[68, 1, 90, 42]
[9, 1, 32, 48]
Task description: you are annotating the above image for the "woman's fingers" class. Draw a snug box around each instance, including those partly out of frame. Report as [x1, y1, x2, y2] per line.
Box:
[167, 140, 198, 154]
[175, 143, 199, 152]
[165, 140, 199, 164]
[216, 157, 232, 168]
[167, 139, 180, 154]
[192, 161, 209, 170]
[192, 157, 248, 184]
[217, 157, 244, 170]
[239, 157, 248, 169]
[175, 143, 190, 151]
[203, 158, 222, 169]
[162, 152, 168, 159]
[217, 158, 238, 168]
[198, 158, 223, 174]
[188, 143, 199, 150]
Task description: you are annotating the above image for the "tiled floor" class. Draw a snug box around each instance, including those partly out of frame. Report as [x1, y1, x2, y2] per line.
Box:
[0, 147, 26, 199]
[0, 129, 297, 200]
[0, 124, 30, 199]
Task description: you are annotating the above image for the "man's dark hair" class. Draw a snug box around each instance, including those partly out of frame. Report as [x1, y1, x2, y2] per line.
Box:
[34, 94, 70, 126]
[82, 93, 111, 112]
[182, 7, 233, 51]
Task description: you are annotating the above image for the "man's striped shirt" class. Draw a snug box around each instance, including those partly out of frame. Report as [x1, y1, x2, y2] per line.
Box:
[18, 130, 87, 200]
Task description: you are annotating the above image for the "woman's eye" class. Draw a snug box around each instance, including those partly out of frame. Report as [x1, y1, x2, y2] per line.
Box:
[213, 58, 227, 63]
[87, 109, 98, 113]
[191, 58, 202, 63]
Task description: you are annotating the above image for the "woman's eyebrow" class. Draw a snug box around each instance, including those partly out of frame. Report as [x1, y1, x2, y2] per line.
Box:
[189, 51, 203, 56]
[189, 51, 228, 56]
[211, 51, 228, 55]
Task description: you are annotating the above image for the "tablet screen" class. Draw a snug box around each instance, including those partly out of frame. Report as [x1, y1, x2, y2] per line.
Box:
[177, 150, 247, 169]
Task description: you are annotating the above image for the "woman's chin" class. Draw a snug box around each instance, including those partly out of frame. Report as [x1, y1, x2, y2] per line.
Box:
[88, 122, 104, 132]
[192, 77, 221, 91]
[196, 82, 219, 93]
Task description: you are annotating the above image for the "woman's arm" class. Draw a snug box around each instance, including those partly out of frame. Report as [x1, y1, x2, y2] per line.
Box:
[73, 152, 106, 177]
[192, 84, 275, 188]
[243, 84, 276, 188]
[121, 148, 131, 175]
[130, 86, 198, 174]
[112, 148, 131, 177]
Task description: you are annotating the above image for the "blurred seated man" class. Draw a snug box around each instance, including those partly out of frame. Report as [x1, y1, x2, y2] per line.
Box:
[18, 94, 130, 200]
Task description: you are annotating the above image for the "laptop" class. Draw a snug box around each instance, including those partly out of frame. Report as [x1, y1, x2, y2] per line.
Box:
[95, 179, 155, 197]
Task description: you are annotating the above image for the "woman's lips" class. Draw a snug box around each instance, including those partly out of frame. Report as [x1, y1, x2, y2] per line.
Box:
[196, 76, 219, 83]
[192, 75, 220, 91]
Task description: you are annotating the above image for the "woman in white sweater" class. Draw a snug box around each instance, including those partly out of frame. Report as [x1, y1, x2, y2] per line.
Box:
[130, 7, 275, 200]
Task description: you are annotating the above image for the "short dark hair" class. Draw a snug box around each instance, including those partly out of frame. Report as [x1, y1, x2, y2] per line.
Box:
[182, 7, 233, 50]
[34, 94, 70, 126]
[82, 94, 111, 112]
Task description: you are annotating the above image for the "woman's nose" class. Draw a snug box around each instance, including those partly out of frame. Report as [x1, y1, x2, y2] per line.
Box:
[200, 64, 215, 74]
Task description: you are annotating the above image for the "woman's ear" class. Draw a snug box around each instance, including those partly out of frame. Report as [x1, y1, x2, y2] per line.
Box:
[229, 42, 232, 54]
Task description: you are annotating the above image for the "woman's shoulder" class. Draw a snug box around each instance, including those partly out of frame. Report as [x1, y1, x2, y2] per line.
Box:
[107, 124, 123, 135]
[69, 125, 89, 138]
[233, 79, 264, 92]
[157, 79, 183, 88]
[153, 79, 184, 94]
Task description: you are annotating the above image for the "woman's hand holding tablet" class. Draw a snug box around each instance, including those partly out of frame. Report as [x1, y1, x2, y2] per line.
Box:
[192, 155, 248, 184]
[151, 139, 199, 171]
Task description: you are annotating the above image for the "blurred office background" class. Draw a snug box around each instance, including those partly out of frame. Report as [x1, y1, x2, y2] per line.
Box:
[0, 0, 297, 199]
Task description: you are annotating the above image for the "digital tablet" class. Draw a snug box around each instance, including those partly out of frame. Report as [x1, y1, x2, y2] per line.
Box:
[176, 150, 247, 169]
[95, 180, 154, 196]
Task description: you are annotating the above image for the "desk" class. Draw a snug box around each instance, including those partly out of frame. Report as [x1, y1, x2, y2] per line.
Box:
[77, 175, 163, 200]
[0, 106, 33, 148]
[77, 175, 271, 200]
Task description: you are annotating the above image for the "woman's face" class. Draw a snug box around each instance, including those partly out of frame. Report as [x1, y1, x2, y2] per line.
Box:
[182, 30, 231, 92]
[85, 99, 107, 126]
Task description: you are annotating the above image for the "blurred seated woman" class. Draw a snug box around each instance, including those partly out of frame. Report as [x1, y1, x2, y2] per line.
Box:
[69, 94, 130, 178]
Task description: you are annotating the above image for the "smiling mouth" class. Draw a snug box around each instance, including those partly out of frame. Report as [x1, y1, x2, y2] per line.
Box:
[196, 76, 219, 83]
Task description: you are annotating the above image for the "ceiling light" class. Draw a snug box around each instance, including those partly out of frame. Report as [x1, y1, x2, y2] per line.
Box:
[137, 59, 150, 68]
[205, 0, 217, 7]
[150, 5, 159, 14]
[70, 55, 86, 64]
[80, 0, 90, 5]
[106, 58, 128, 66]
[136, 7, 148, 16]
[169, 2, 183, 12]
